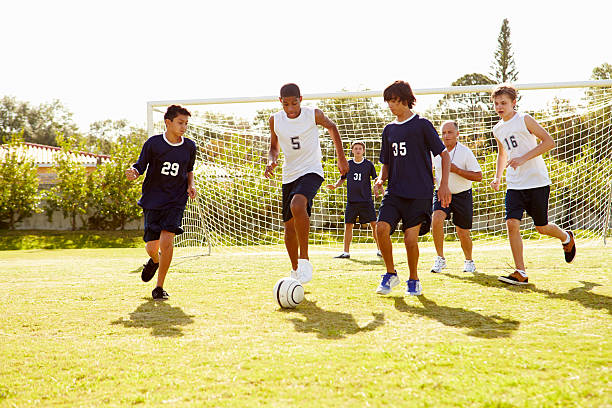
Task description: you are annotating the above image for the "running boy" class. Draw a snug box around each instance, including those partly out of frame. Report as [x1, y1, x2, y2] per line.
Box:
[265, 83, 349, 284]
[431, 120, 482, 274]
[326, 141, 381, 259]
[374, 80, 451, 296]
[125, 105, 197, 300]
[490, 85, 576, 285]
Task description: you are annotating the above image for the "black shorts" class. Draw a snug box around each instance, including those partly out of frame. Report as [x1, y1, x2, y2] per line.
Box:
[143, 207, 185, 242]
[433, 189, 473, 229]
[377, 194, 432, 236]
[345, 201, 377, 224]
[505, 185, 550, 226]
[282, 173, 324, 223]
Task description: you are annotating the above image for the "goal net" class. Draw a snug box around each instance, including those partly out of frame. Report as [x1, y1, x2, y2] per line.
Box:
[148, 81, 612, 256]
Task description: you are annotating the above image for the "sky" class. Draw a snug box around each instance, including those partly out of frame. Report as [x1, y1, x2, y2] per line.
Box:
[1, 0, 611, 132]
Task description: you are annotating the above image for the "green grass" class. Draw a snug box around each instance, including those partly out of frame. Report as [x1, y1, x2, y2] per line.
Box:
[0, 243, 610, 407]
[0, 230, 143, 250]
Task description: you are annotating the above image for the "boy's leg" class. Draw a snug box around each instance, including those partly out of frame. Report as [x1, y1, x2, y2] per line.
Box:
[369, 221, 380, 251]
[156, 230, 175, 288]
[284, 218, 299, 271]
[376, 221, 395, 274]
[506, 219, 525, 271]
[343, 223, 354, 253]
[145, 240, 160, 262]
[535, 223, 567, 240]
[403, 224, 421, 280]
[432, 210, 447, 258]
[456, 226, 473, 260]
[290, 193, 310, 260]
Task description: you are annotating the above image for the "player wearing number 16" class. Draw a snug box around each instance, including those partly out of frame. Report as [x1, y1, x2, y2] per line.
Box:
[125, 105, 197, 300]
[265, 83, 349, 285]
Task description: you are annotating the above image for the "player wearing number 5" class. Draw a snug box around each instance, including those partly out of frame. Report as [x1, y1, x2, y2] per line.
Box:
[125, 105, 197, 300]
[491, 85, 576, 286]
[265, 83, 349, 285]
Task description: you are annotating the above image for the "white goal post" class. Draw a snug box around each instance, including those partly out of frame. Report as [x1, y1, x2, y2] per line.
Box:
[147, 80, 612, 256]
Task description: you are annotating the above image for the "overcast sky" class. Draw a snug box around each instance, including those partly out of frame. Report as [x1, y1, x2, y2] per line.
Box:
[1, 0, 610, 131]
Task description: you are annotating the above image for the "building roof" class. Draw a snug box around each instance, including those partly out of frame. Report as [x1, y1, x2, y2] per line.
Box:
[0, 142, 111, 167]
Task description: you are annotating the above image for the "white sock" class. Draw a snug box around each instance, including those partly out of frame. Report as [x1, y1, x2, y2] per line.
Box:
[516, 269, 527, 278]
[562, 231, 571, 245]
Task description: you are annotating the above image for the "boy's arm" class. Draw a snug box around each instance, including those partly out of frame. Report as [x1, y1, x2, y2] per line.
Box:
[325, 177, 346, 190]
[508, 114, 555, 169]
[187, 171, 196, 199]
[265, 116, 280, 179]
[126, 142, 149, 180]
[437, 150, 452, 207]
[491, 137, 506, 191]
[373, 164, 388, 197]
[314, 109, 349, 176]
[451, 165, 483, 182]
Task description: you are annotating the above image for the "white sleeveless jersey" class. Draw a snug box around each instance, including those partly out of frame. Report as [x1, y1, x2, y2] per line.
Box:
[273, 106, 324, 184]
[493, 112, 551, 190]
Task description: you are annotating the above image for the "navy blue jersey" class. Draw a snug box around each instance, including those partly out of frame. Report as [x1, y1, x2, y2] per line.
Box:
[341, 158, 377, 203]
[379, 115, 445, 199]
[132, 134, 197, 210]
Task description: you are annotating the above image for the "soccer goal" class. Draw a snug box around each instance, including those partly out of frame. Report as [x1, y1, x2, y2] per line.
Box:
[147, 80, 612, 256]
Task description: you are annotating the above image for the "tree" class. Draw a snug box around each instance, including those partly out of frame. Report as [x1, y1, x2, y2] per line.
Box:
[0, 96, 79, 146]
[585, 62, 612, 105]
[0, 134, 41, 229]
[84, 119, 147, 155]
[490, 18, 519, 83]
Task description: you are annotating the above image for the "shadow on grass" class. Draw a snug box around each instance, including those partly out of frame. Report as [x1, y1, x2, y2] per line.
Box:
[111, 299, 194, 337]
[281, 300, 384, 339]
[444, 272, 612, 315]
[392, 295, 520, 338]
[346, 257, 384, 266]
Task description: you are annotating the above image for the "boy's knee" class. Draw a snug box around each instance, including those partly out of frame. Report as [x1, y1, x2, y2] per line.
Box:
[534, 224, 548, 234]
[376, 222, 390, 236]
[432, 211, 446, 225]
[506, 219, 520, 232]
[290, 195, 308, 214]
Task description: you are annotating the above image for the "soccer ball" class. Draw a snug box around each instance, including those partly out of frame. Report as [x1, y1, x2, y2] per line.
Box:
[273, 277, 304, 308]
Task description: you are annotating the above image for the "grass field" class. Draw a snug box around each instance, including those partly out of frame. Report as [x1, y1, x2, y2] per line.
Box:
[0, 242, 610, 407]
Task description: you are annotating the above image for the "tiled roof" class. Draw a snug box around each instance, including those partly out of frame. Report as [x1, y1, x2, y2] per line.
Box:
[0, 142, 111, 166]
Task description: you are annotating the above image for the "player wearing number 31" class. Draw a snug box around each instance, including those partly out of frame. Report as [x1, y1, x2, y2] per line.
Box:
[125, 105, 197, 300]
[491, 85, 576, 286]
[265, 83, 349, 285]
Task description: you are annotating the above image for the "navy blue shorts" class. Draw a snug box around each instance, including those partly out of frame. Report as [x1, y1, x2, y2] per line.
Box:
[143, 207, 185, 242]
[345, 201, 377, 224]
[505, 185, 550, 226]
[433, 189, 473, 230]
[377, 194, 432, 236]
[282, 173, 324, 223]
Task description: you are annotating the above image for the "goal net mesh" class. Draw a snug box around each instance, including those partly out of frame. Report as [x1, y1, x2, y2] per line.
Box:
[151, 84, 612, 256]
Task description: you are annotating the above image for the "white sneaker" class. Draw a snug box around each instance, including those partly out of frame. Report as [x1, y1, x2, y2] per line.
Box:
[376, 250, 382, 258]
[376, 272, 400, 295]
[297, 259, 313, 284]
[290, 270, 298, 280]
[463, 260, 476, 273]
[430, 256, 446, 273]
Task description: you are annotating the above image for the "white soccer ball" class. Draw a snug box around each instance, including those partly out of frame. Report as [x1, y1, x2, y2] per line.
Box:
[273, 277, 304, 309]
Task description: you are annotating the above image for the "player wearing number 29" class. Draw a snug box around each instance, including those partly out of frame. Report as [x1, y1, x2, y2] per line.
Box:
[265, 83, 349, 284]
[491, 85, 576, 286]
[125, 105, 197, 300]
[374, 80, 451, 297]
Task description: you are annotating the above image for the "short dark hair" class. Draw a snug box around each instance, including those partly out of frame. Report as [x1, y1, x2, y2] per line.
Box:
[491, 85, 518, 101]
[164, 105, 191, 121]
[351, 141, 366, 150]
[383, 80, 416, 108]
[280, 83, 301, 98]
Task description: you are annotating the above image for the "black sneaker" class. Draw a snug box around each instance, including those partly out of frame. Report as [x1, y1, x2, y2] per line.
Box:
[563, 231, 576, 263]
[152, 286, 169, 300]
[141, 258, 159, 282]
[334, 252, 350, 259]
[498, 271, 529, 286]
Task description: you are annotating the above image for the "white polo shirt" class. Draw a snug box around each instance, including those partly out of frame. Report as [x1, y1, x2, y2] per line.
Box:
[433, 142, 481, 194]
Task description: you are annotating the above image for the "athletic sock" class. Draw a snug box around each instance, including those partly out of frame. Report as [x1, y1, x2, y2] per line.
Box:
[562, 231, 571, 245]
[516, 269, 527, 278]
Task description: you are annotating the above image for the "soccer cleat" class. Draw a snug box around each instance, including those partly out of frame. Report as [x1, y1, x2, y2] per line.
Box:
[152, 286, 169, 300]
[463, 260, 476, 273]
[405, 279, 422, 296]
[498, 271, 529, 285]
[563, 231, 576, 263]
[376, 250, 383, 258]
[297, 259, 313, 284]
[141, 258, 159, 282]
[334, 252, 350, 259]
[375, 272, 400, 295]
[430, 256, 446, 273]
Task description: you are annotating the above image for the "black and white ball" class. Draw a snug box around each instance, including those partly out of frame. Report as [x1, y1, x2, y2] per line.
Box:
[273, 277, 304, 308]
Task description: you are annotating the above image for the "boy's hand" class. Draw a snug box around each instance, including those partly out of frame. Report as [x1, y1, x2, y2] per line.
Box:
[264, 160, 277, 178]
[437, 184, 452, 208]
[373, 178, 385, 197]
[125, 168, 138, 181]
[490, 179, 501, 191]
[188, 185, 197, 199]
[507, 156, 526, 170]
[325, 184, 336, 190]
[337, 158, 349, 176]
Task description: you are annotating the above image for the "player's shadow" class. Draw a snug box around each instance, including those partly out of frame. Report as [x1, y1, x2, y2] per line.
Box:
[281, 300, 385, 340]
[392, 295, 520, 338]
[444, 272, 612, 315]
[346, 258, 384, 266]
[111, 299, 195, 337]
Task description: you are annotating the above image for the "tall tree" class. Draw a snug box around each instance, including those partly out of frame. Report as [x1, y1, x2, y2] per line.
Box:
[584, 62, 612, 105]
[490, 18, 519, 83]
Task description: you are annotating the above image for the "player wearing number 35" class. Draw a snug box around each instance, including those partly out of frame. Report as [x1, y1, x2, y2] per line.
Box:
[265, 83, 349, 285]
[491, 85, 576, 286]
[125, 105, 197, 300]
